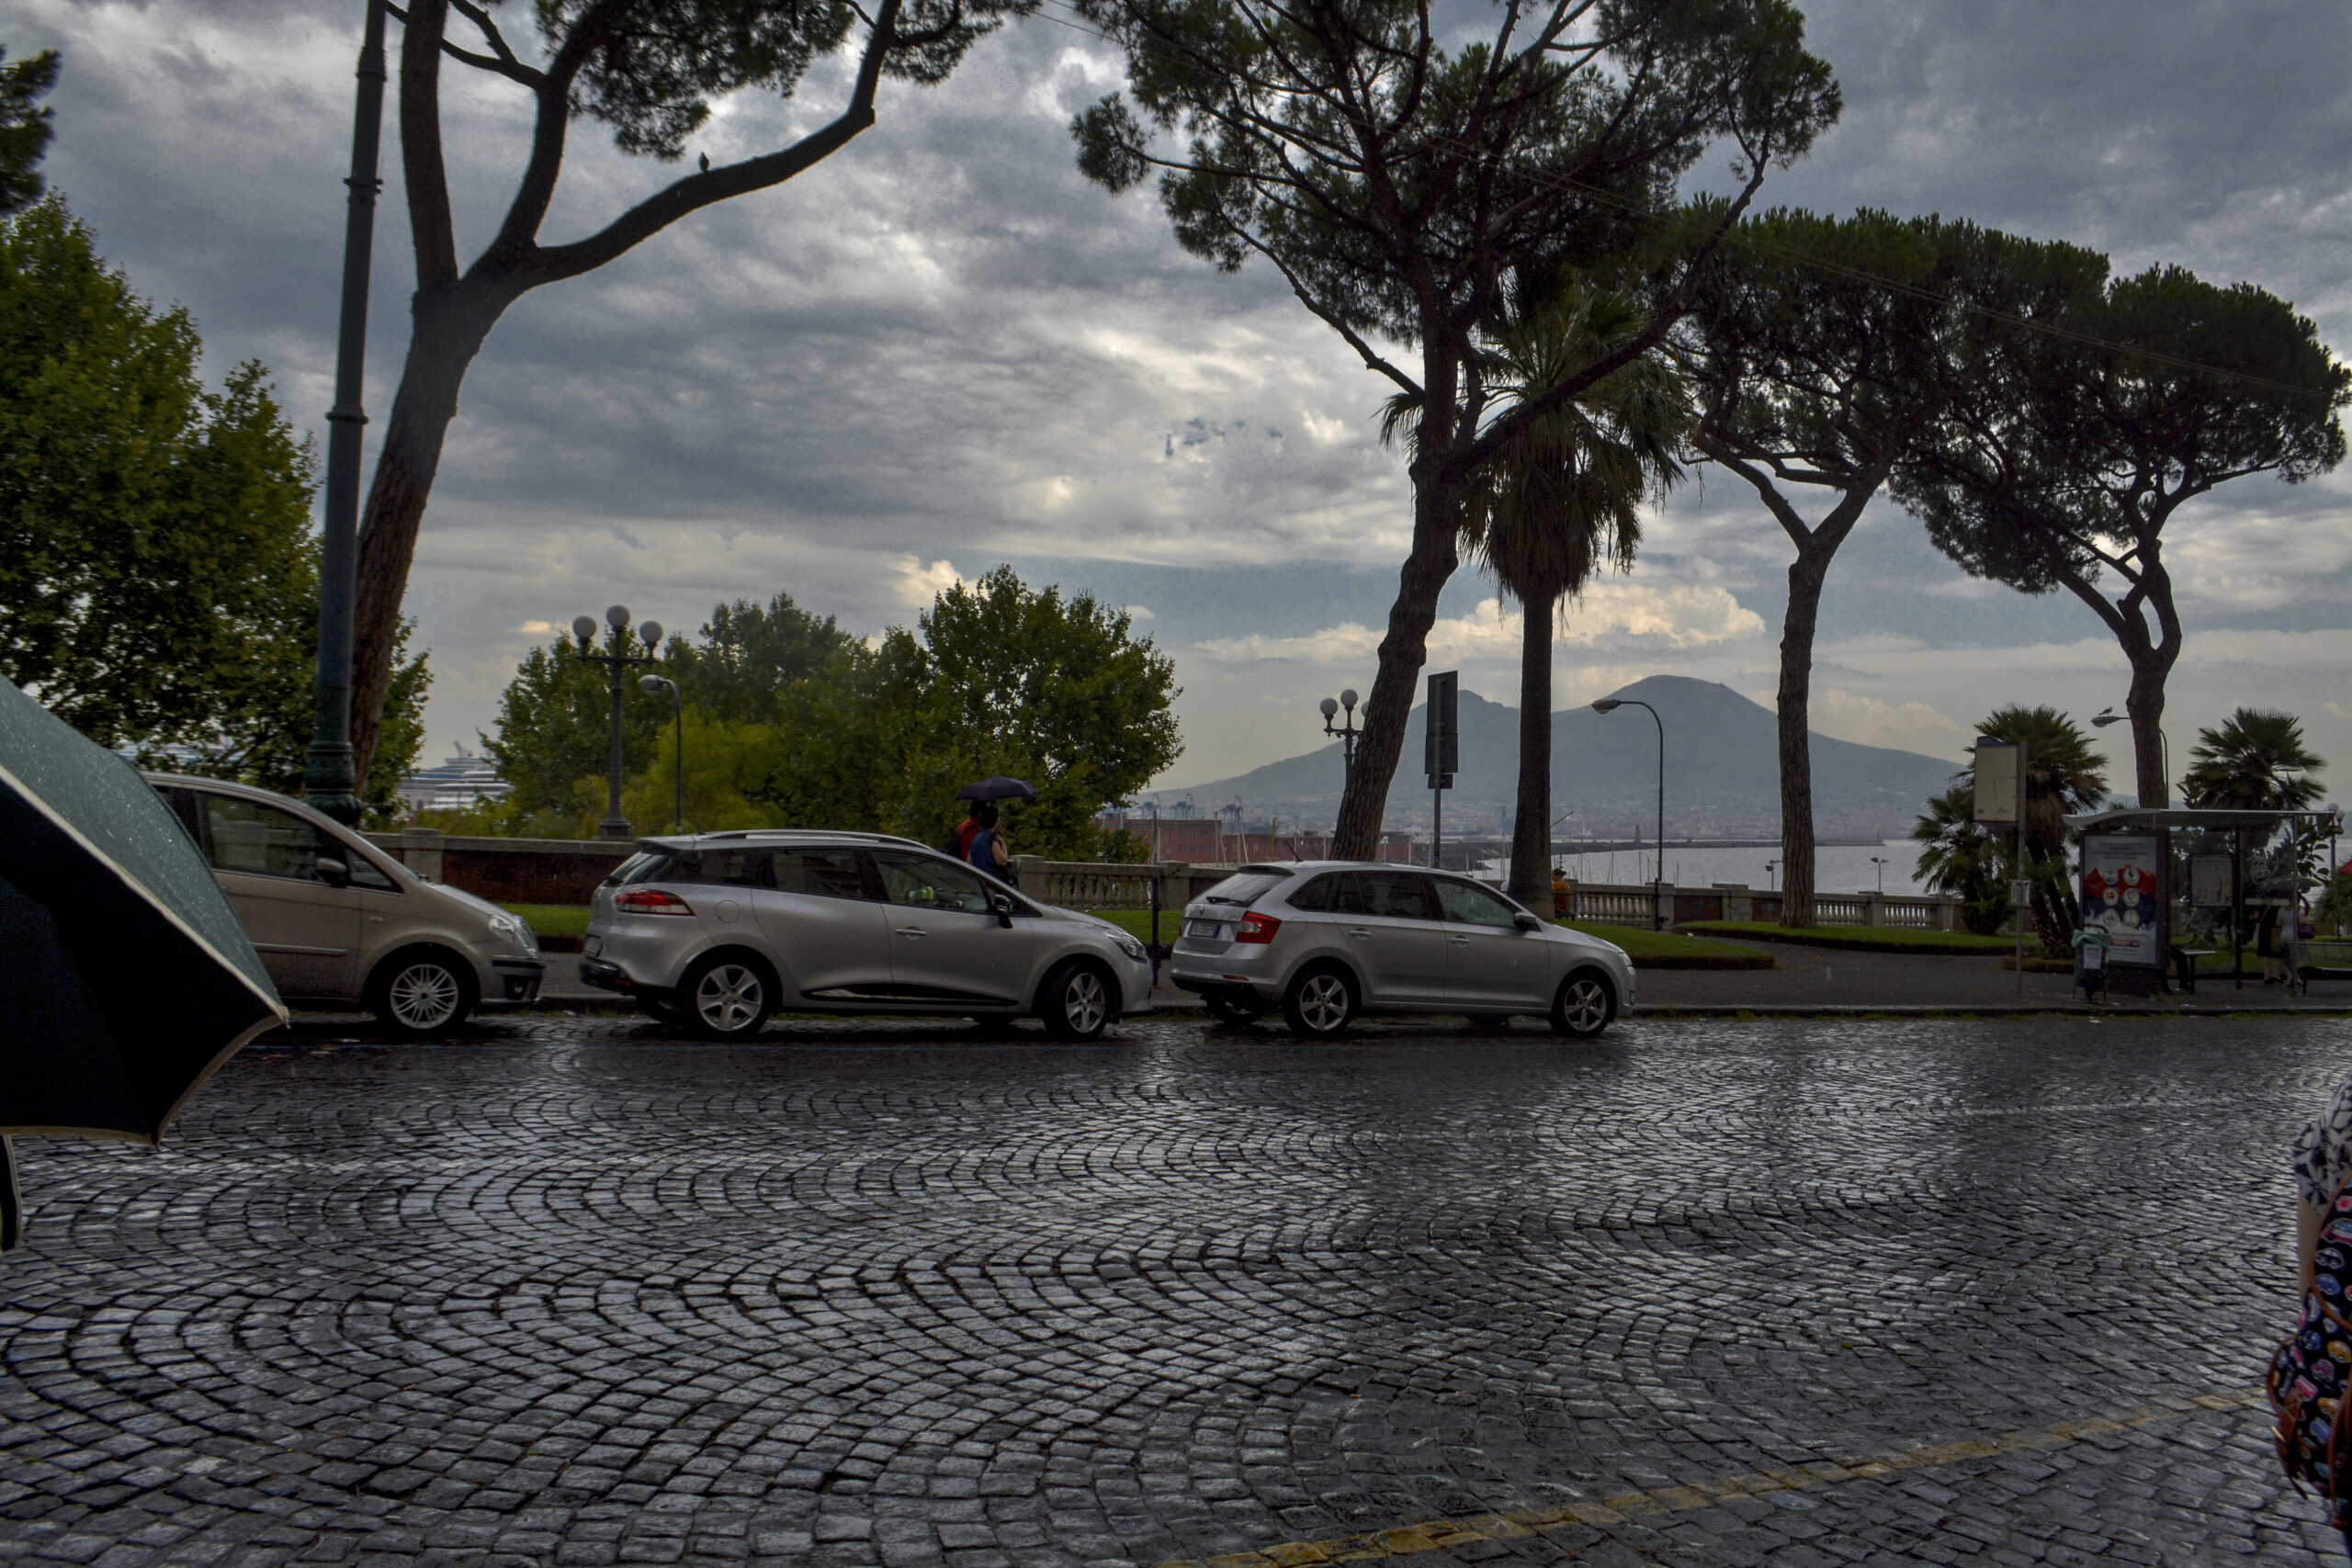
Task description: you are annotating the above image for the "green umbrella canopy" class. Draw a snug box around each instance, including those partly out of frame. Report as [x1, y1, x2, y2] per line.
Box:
[0, 675, 286, 1247]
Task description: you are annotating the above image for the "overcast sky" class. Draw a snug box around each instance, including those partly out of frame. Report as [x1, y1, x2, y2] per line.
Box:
[13, 0, 2350, 802]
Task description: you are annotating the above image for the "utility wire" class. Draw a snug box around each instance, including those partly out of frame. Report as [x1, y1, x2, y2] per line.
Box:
[1034, 0, 2342, 403]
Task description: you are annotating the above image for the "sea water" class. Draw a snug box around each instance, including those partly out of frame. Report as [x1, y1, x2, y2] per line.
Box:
[1481, 839, 1931, 897]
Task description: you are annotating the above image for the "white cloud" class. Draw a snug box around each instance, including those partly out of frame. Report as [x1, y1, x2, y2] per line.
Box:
[1189, 585, 1767, 668]
[895, 557, 964, 606]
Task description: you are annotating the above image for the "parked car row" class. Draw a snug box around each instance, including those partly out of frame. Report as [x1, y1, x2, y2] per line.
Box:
[140, 777, 1634, 1043]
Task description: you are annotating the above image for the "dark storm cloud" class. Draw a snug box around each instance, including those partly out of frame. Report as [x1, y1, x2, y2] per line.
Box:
[9, 0, 2347, 776]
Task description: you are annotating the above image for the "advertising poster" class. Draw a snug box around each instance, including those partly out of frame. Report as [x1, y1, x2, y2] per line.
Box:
[2080, 834, 2162, 966]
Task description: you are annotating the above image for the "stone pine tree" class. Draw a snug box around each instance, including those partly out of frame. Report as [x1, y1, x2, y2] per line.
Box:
[1895, 266, 2348, 809]
[0, 44, 57, 215]
[343, 0, 1035, 779]
[1071, 0, 1838, 855]
[1678, 209, 2102, 925]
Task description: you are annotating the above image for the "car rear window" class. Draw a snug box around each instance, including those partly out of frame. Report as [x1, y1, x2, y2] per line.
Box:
[1199, 868, 1292, 906]
[1287, 873, 1344, 911]
[614, 849, 774, 888]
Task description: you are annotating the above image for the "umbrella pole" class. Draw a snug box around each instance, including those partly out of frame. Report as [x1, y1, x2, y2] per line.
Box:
[1, 1136, 19, 1252]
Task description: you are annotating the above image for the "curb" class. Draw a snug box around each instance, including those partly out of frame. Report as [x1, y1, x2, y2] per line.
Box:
[1631, 1003, 2352, 1020]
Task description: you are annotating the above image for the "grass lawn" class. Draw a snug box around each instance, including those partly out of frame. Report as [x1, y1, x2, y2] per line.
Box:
[1679, 920, 2019, 956]
[1558, 920, 1773, 970]
[501, 903, 591, 939]
[1084, 909, 1182, 946]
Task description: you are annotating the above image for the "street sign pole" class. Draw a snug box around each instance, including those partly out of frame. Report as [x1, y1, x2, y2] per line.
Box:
[1426, 671, 1458, 871]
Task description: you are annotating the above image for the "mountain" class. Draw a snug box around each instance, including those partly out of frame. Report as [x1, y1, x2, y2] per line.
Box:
[1146, 675, 1959, 840]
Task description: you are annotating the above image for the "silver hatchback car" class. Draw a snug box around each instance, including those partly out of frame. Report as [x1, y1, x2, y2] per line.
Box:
[578, 831, 1156, 1039]
[1169, 862, 1635, 1038]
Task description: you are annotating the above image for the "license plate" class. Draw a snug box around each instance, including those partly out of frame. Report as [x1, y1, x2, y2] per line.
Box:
[584, 935, 603, 957]
[1185, 919, 1223, 939]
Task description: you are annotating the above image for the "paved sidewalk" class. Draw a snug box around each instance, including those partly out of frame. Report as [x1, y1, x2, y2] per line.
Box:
[4, 1014, 2348, 1565]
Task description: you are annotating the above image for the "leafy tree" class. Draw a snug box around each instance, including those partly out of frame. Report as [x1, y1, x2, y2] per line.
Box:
[621, 711, 795, 833]
[1385, 279, 1686, 904]
[0, 45, 57, 216]
[1679, 209, 2103, 925]
[342, 0, 1035, 784]
[1895, 265, 2349, 807]
[1071, 0, 1838, 854]
[480, 626, 676, 819]
[666, 592, 861, 724]
[876, 567, 1182, 855]
[1909, 782, 2008, 936]
[2182, 707, 2326, 811]
[1952, 705, 2107, 954]
[0, 198, 427, 802]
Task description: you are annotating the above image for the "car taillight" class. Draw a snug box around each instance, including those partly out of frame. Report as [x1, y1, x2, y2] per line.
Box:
[615, 888, 695, 916]
[1235, 910, 1281, 944]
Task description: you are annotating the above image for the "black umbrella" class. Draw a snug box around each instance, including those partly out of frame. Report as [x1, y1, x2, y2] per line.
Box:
[0, 676, 286, 1250]
[957, 776, 1039, 803]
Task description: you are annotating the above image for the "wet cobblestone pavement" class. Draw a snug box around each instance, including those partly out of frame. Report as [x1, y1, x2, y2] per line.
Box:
[5, 1013, 2349, 1565]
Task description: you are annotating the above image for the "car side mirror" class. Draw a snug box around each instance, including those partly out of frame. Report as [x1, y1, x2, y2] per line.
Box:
[990, 892, 1015, 929]
[314, 856, 351, 887]
[1513, 912, 1543, 931]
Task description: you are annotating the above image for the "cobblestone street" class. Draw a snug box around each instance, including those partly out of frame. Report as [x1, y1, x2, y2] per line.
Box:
[4, 1014, 2348, 1566]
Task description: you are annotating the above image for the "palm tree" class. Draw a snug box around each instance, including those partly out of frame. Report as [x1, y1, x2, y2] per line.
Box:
[2182, 707, 2326, 809]
[1910, 783, 2008, 935]
[1963, 705, 2109, 953]
[1383, 281, 1690, 903]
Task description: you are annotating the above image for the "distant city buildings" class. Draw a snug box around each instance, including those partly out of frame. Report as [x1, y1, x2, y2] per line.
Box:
[1098, 808, 1414, 863]
[397, 744, 512, 817]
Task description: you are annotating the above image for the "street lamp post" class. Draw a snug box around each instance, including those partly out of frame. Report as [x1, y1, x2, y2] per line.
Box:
[571, 605, 662, 840]
[639, 673, 683, 832]
[1320, 688, 1363, 785]
[1594, 697, 1665, 931]
[1870, 855, 1888, 893]
[1764, 859, 1779, 892]
[303, 0, 390, 828]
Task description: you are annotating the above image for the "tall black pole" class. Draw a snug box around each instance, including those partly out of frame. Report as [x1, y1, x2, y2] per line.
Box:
[602, 631, 629, 840]
[305, 0, 389, 828]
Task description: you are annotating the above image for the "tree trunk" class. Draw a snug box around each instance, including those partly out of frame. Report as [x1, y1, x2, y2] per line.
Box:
[348, 281, 513, 780]
[2125, 658, 2169, 808]
[1777, 548, 1830, 928]
[1332, 480, 1461, 858]
[1508, 595, 1555, 903]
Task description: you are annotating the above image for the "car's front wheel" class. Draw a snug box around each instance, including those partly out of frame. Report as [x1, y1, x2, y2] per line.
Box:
[1039, 960, 1115, 1042]
[1550, 968, 1616, 1039]
[369, 948, 477, 1037]
[680, 953, 775, 1040]
[1282, 964, 1357, 1039]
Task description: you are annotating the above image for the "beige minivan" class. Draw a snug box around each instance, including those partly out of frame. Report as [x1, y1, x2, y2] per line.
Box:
[144, 773, 545, 1033]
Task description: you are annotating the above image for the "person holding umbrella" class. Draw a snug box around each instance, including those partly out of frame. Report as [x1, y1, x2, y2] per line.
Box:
[956, 777, 1037, 890]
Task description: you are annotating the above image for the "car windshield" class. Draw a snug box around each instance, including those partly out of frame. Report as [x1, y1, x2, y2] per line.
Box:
[1200, 868, 1291, 907]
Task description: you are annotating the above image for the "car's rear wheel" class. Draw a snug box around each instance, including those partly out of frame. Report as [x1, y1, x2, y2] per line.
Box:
[1039, 960, 1115, 1042]
[369, 948, 477, 1037]
[1550, 969, 1615, 1039]
[1282, 964, 1356, 1039]
[1204, 995, 1265, 1026]
[681, 953, 775, 1040]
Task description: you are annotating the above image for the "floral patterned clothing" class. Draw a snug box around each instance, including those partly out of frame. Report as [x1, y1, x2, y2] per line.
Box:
[2277, 1079, 2352, 1539]
[2301, 1080, 2352, 1212]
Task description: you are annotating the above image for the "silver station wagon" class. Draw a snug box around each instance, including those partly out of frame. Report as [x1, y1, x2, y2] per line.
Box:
[1169, 862, 1636, 1038]
[578, 830, 1156, 1040]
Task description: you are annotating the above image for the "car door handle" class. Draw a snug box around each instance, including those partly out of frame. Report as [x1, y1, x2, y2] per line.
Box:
[1347, 927, 1372, 940]
[1450, 934, 1471, 944]
[895, 926, 927, 939]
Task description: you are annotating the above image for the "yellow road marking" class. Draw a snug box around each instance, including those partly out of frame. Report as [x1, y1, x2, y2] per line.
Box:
[1153, 1387, 2265, 1568]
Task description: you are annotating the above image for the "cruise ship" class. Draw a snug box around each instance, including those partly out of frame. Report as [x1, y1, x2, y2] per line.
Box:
[396, 744, 512, 815]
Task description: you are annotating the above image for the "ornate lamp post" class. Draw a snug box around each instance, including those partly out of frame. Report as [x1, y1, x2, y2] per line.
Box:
[571, 605, 662, 840]
[1319, 688, 1363, 783]
[302, 0, 390, 827]
[1594, 696, 1665, 931]
[639, 673, 683, 832]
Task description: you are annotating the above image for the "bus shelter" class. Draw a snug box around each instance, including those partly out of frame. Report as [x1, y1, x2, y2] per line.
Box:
[2063, 807, 2337, 995]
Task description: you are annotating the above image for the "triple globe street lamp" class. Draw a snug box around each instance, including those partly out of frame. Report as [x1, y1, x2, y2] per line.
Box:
[1319, 688, 1363, 784]
[571, 605, 662, 840]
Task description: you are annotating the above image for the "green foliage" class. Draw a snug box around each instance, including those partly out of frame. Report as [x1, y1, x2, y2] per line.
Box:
[477, 568, 1183, 858]
[1945, 705, 2109, 953]
[0, 197, 424, 812]
[0, 45, 56, 217]
[2182, 707, 2326, 811]
[1909, 783, 2010, 936]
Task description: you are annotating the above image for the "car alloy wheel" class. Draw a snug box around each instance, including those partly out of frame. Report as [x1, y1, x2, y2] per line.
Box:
[1043, 962, 1112, 1041]
[691, 962, 768, 1037]
[1552, 970, 1613, 1039]
[386, 960, 464, 1032]
[1283, 965, 1355, 1038]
